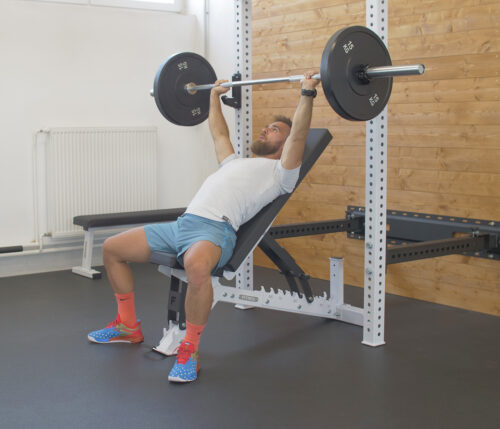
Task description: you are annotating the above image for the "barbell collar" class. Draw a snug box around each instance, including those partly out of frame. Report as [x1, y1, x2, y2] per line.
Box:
[184, 64, 424, 93]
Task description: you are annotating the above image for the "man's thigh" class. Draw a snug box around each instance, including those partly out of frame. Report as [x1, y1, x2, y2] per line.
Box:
[176, 215, 237, 273]
[143, 221, 179, 254]
[183, 240, 222, 274]
[105, 227, 152, 263]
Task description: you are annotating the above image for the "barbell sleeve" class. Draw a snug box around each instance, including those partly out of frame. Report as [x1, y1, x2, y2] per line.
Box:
[364, 64, 426, 79]
[184, 64, 425, 93]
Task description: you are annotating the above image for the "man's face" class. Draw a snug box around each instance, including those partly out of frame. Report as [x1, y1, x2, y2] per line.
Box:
[251, 121, 291, 156]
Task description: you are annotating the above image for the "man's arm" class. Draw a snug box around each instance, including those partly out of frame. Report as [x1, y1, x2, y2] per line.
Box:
[209, 80, 235, 164]
[280, 72, 321, 170]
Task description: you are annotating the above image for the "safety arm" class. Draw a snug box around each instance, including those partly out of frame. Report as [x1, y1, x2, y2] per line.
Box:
[209, 91, 236, 164]
[280, 93, 314, 170]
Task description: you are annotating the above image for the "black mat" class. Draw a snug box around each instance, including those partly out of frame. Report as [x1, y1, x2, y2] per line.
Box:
[0, 264, 499, 429]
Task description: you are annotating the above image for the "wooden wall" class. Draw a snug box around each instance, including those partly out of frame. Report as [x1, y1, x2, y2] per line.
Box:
[251, 0, 500, 315]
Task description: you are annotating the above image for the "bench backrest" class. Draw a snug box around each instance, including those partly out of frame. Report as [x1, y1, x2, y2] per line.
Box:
[216, 128, 332, 275]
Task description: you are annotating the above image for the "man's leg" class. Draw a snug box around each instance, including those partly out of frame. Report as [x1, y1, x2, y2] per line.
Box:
[88, 227, 151, 344]
[102, 226, 152, 294]
[183, 240, 221, 325]
[168, 240, 221, 383]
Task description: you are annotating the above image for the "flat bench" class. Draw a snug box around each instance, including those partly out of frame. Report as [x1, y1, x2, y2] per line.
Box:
[72, 208, 185, 278]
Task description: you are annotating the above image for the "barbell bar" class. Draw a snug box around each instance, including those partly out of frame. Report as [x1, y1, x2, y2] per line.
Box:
[151, 25, 426, 125]
[184, 64, 425, 93]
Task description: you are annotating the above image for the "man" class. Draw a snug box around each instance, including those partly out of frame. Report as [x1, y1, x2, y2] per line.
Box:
[88, 72, 320, 383]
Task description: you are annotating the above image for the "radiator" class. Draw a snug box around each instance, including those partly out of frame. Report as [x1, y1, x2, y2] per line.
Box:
[35, 127, 157, 237]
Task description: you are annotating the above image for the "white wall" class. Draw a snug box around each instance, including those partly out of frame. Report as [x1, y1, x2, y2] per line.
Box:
[0, 0, 200, 247]
[184, 0, 237, 156]
[0, 0, 238, 275]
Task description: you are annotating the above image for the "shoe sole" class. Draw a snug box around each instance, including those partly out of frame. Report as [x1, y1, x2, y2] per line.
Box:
[87, 335, 144, 344]
[168, 375, 197, 383]
[168, 367, 200, 383]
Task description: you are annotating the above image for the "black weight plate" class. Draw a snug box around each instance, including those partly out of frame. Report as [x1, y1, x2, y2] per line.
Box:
[320, 26, 392, 121]
[153, 52, 217, 126]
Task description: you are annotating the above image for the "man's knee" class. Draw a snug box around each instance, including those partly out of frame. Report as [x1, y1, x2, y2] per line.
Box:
[184, 255, 214, 288]
[102, 236, 120, 262]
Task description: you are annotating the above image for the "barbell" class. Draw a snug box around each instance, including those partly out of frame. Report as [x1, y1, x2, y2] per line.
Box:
[151, 26, 425, 126]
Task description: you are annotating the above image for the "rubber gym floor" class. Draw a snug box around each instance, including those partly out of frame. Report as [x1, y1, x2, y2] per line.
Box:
[1, 263, 499, 429]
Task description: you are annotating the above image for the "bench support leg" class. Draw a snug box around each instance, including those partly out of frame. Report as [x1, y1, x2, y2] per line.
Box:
[330, 257, 344, 309]
[153, 320, 186, 356]
[235, 254, 255, 310]
[153, 274, 187, 356]
[72, 229, 102, 279]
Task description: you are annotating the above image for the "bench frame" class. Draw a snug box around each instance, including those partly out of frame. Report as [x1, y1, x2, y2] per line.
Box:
[153, 252, 364, 356]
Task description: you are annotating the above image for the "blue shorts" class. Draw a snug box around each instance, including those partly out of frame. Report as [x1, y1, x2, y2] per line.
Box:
[144, 214, 237, 273]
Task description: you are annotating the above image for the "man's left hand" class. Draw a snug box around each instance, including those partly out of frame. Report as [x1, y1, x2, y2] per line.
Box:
[302, 71, 320, 90]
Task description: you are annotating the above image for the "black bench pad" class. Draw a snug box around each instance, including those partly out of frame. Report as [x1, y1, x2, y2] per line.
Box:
[222, 128, 332, 273]
[149, 251, 181, 268]
[74, 208, 186, 230]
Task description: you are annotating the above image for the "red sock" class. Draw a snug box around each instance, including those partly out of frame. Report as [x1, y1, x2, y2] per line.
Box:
[183, 321, 206, 350]
[115, 292, 137, 328]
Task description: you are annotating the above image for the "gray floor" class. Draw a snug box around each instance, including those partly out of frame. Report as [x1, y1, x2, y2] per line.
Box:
[0, 263, 499, 429]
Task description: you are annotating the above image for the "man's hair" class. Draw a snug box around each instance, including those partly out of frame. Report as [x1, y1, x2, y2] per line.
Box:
[274, 115, 292, 129]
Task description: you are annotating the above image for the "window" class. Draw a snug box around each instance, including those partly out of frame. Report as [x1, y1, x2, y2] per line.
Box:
[30, 0, 183, 12]
[33, 0, 87, 4]
[91, 0, 182, 12]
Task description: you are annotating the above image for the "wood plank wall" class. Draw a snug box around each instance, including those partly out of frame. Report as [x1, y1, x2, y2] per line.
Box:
[251, 0, 500, 315]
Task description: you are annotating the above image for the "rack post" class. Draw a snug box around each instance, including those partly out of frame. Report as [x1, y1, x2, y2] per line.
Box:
[363, 0, 388, 347]
[234, 0, 254, 297]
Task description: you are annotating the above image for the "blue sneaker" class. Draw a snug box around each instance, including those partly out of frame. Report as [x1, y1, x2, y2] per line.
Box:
[168, 342, 200, 383]
[87, 315, 144, 344]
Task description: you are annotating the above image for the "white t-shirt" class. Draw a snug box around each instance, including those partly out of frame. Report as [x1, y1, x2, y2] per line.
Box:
[186, 154, 300, 231]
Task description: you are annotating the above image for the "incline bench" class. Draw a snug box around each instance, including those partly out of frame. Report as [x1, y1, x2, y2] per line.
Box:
[147, 129, 357, 356]
[72, 208, 185, 279]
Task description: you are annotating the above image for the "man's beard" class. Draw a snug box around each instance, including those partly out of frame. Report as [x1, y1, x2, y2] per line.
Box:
[251, 139, 281, 156]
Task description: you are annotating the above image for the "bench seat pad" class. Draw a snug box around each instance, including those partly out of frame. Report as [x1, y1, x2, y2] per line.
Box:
[74, 208, 186, 230]
[149, 251, 181, 268]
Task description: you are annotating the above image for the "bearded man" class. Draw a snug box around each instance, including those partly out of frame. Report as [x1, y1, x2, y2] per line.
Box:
[87, 72, 320, 383]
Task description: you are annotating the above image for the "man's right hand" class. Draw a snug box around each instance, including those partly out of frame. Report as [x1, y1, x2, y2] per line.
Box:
[211, 79, 231, 96]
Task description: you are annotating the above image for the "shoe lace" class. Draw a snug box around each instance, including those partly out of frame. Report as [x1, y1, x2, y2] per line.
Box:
[105, 316, 121, 329]
[176, 342, 195, 364]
